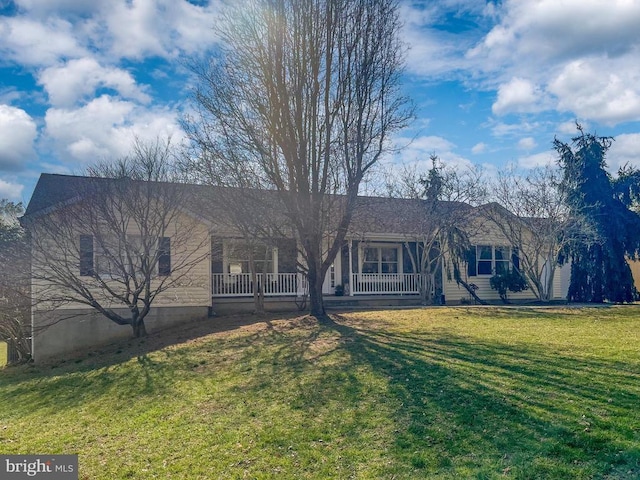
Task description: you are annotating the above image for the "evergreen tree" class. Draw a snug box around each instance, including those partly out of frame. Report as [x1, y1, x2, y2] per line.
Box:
[556, 127, 640, 303]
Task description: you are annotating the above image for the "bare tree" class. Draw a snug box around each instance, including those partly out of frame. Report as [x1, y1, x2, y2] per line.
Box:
[179, 148, 295, 314]
[385, 157, 487, 304]
[0, 200, 31, 363]
[486, 165, 583, 301]
[183, 0, 413, 316]
[24, 140, 209, 337]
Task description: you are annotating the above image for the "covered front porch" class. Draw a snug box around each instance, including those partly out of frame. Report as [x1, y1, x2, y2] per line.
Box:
[211, 236, 432, 299]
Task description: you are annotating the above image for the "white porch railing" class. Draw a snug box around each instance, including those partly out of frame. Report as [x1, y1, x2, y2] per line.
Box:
[212, 272, 306, 297]
[350, 273, 421, 295]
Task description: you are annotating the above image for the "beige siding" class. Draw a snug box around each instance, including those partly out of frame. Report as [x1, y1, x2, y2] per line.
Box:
[32, 211, 211, 313]
[629, 259, 640, 293]
[443, 215, 565, 303]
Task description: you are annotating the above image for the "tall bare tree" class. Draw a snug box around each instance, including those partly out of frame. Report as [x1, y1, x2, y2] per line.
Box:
[385, 157, 487, 304]
[183, 0, 413, 316]
[24, 140, 209, 337]
[486, 165, 583, 301]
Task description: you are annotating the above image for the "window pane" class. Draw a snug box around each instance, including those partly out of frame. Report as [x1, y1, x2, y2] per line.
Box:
[381, 262, 398, 273]
[227, 242, 276, 274]
[127, 235, 145, 275]
[95, 236, 118, 277]
[478, 260, 492, 275]
[478, 245, 492, 260]
[362, 261, 378, 274]
[495, 246, 509, 261]
[380, 247, 398, 262]
[253, 260, 273, 274]
[364, 247, 379, 262]
[495, 260, 509, 275]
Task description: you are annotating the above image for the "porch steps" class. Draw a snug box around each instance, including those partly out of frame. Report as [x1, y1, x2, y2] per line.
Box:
[211, 294, 423, 315]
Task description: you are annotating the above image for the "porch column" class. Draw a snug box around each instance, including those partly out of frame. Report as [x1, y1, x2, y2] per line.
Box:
[348, 239, 354, 296]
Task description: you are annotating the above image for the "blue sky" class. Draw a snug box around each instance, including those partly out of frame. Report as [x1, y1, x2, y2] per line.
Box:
[1, 0, 640, 203]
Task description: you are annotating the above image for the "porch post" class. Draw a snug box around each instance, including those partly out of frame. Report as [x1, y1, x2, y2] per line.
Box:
[348, 239, 354, 296]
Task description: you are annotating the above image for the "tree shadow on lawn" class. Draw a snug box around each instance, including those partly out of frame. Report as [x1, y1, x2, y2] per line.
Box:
[1, 310, 638, 478]
[0, 312, 305, 416]
[320, 313, 640, 478]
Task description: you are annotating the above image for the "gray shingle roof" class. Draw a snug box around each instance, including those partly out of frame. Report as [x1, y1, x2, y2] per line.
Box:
[24, 173, 477, 236]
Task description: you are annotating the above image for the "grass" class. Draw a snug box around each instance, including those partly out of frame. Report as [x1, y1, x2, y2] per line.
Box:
[1, 306, 639, 479]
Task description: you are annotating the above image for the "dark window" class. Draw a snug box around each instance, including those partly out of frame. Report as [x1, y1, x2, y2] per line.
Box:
[495, 246, 510, 274]
[79, 234, 94, 276]
[477, 245, 493, 275]
[362, 246, 399, 274]
[158, 237, 171, 276]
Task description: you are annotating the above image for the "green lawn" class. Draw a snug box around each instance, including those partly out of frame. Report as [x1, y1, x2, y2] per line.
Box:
[1, 306, 639, 479]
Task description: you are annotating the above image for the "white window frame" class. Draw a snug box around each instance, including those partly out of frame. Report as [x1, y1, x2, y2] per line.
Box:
[222, 240, 279, 275]
[359, 244, 402, 275]
[476, 245, 512, 276]
[93, 234, 166, 279]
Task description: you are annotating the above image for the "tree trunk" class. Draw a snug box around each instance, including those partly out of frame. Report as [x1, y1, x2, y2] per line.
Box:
[132, 318, 148, 338]
[307, 266, 326, 317]
[420, 272, 435, 305]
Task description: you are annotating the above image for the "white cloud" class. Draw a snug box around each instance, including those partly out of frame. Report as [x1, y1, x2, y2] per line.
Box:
[39, 58, 151, 108]
[518, 151, 556, 169]
[1, 1, 220, 70]
[466, 0, 640, 125]
[392, 134, 474, 171]
[103, 0, 220, 60]
[549, 59, 640, 124]
[472, 142, 487, 154]
[608, 133, 640, 172]
[489, 120, 542, 138]
[44, 95, 183, 164]
[517, 137, 537, 150]
[469, 0, 640, 73]
[400, 2, 483, 78]
[492, 77, 547, 115]
[0, 16, 86, 67]
[0, 178, 24, 200]
[0, 105, 38, 171]
[557, 120, 586, 136]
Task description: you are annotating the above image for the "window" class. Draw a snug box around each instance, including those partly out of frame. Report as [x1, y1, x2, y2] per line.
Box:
[226, 242, 275, 274]
[469, 245, 515, 276]
[477, 245, 493, 275]
[94, 235, 126, 277]
[93, 235, 169, 278]
[494, 246, 510, 275]
[361, 246, 399, 274]
[79, 235, 94, 276]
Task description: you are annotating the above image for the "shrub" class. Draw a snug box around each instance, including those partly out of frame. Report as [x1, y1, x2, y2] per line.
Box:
[490, 270, 528, 303]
